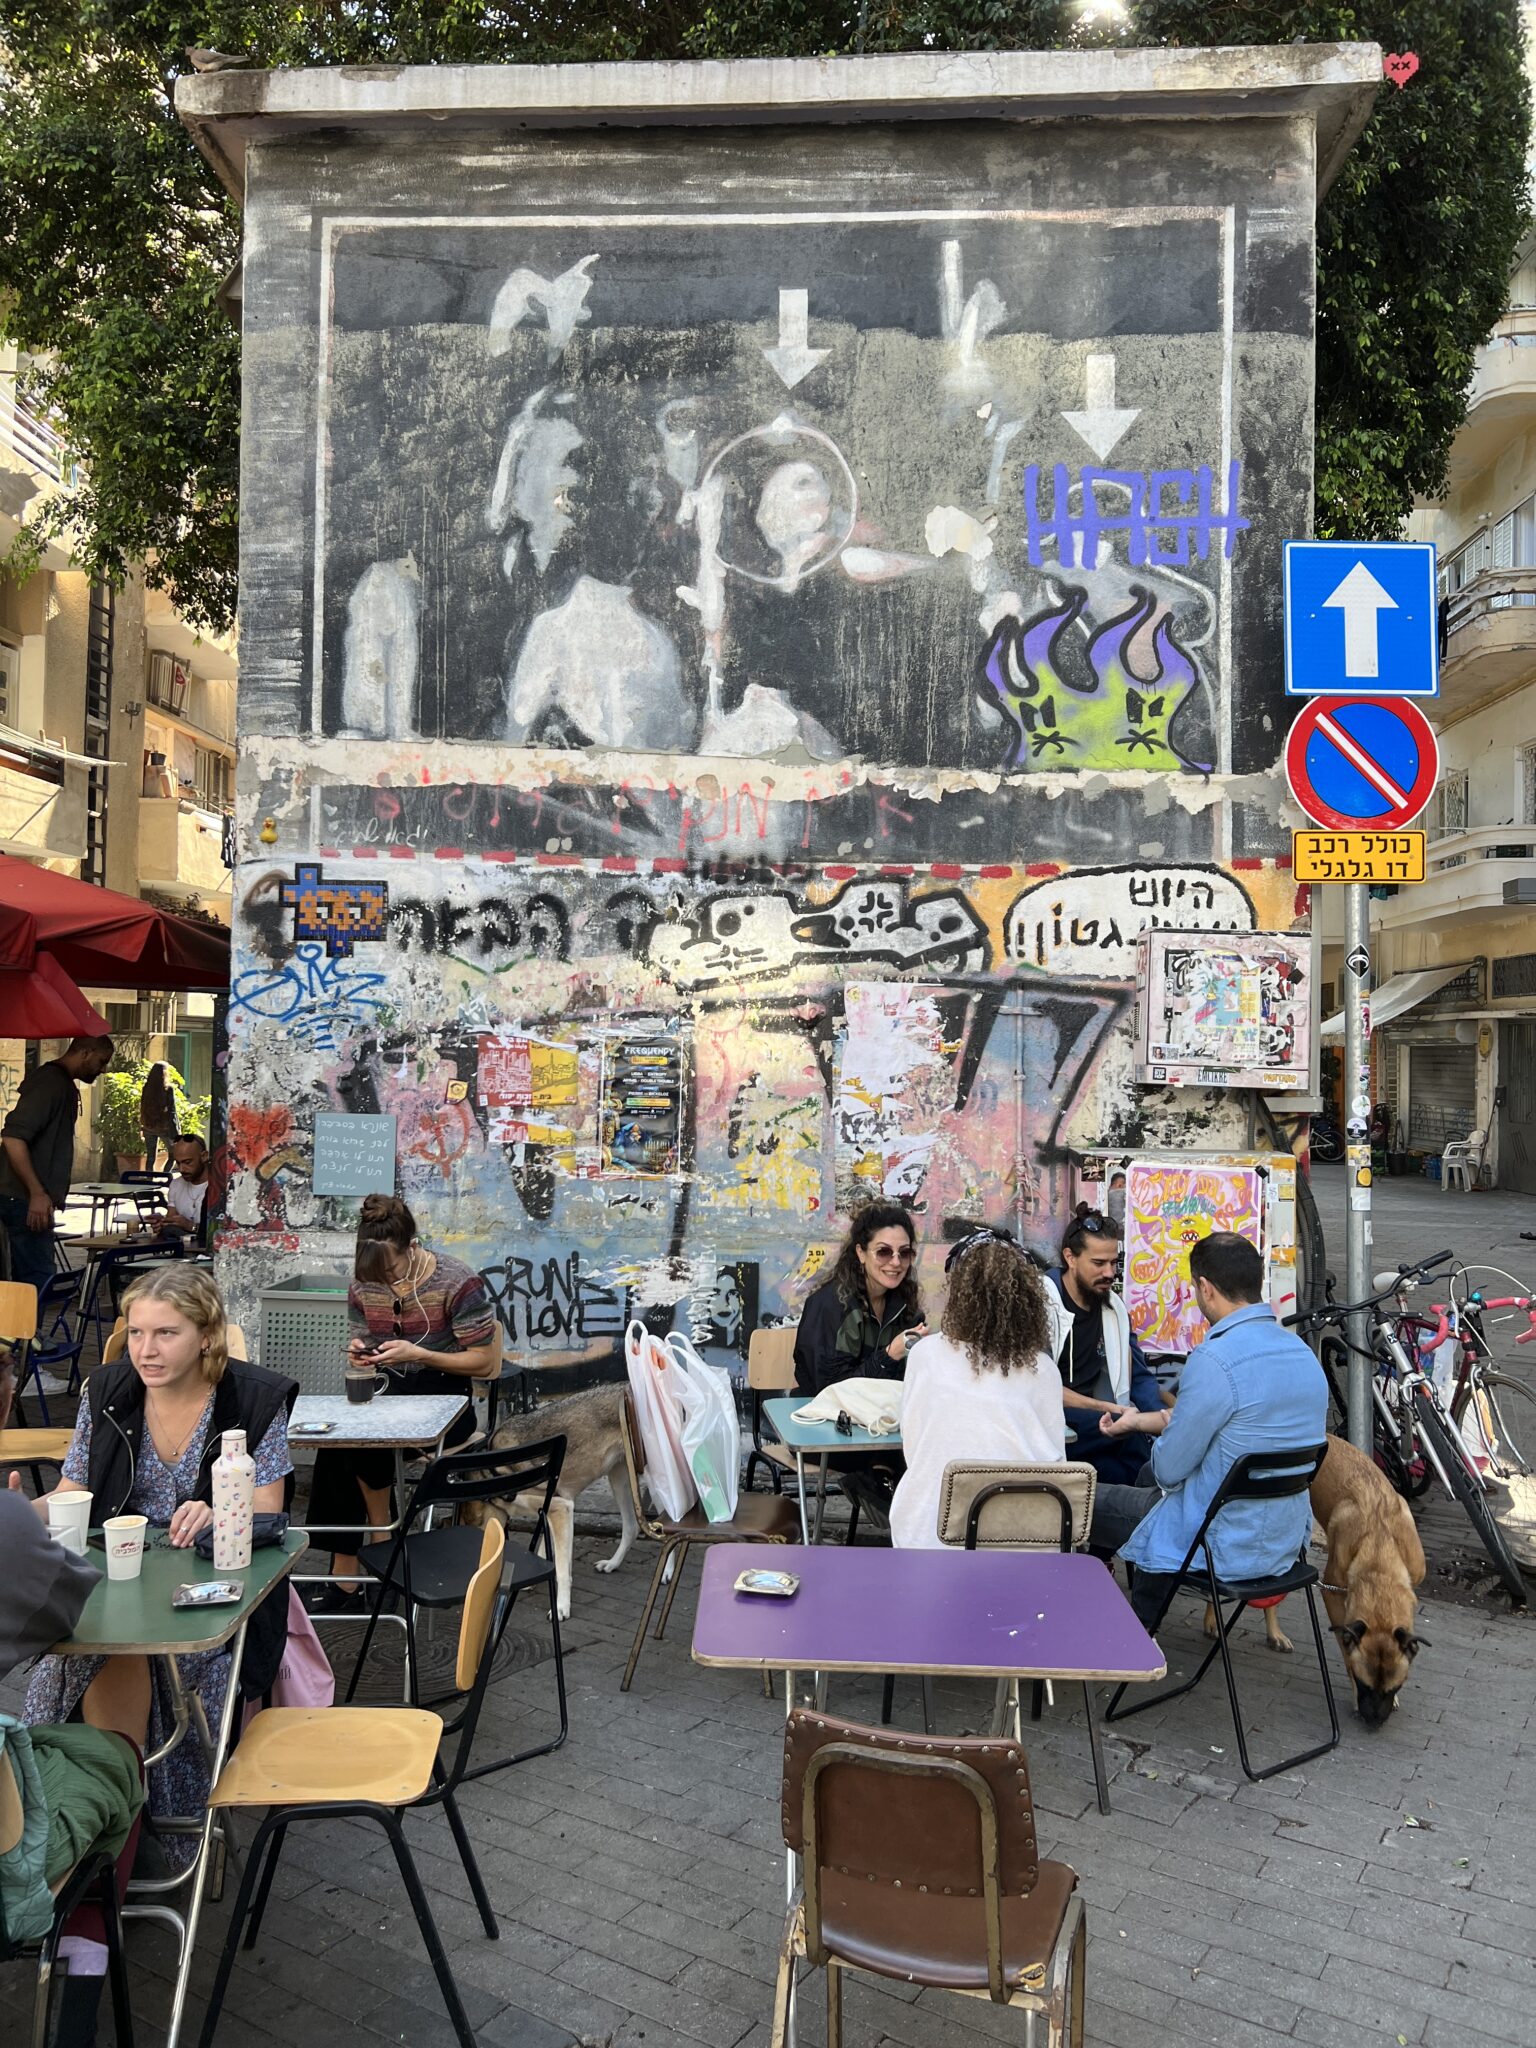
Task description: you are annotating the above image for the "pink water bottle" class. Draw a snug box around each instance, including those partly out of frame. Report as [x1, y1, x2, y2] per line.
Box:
[212, 1428, 255, 1570]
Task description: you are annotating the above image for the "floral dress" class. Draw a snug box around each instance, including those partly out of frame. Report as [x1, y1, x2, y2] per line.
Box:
[24, 1396, 292, 1866]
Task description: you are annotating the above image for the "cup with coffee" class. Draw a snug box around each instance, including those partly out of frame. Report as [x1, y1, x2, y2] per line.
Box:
[345, 1364, 387, 1405]
[103, 1513, 148, 1581]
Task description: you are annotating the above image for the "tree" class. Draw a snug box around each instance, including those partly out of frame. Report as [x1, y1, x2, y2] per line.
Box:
[0, 0, 1526, 632]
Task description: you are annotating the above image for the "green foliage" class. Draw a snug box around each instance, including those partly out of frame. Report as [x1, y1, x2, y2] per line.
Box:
[96, 1053, 196, 1161]
[0, 0, 1528, 629]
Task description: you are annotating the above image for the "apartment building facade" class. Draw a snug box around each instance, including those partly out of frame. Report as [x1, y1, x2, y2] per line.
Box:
[0, 341, 234, 1130]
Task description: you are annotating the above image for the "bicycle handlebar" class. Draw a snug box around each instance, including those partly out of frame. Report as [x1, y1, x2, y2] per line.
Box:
[1286, 1248, 1456, 1327]
[1466, 1293, 1536, 1343]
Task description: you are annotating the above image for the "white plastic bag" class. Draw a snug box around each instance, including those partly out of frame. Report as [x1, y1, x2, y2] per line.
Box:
[624, 1319, 697, 1520]
[668, 1333, 741, 1524]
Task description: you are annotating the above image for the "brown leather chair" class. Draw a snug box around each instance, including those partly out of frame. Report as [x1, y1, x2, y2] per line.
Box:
[618, 1389, 799, 1692]
[772, 1709, 1085, 2048]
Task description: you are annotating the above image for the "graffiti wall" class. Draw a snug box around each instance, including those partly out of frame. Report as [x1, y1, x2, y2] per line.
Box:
[209, 63, 1352, 1367]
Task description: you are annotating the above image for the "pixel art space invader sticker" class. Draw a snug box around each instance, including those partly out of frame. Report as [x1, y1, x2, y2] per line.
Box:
[280, 863, 390, 957]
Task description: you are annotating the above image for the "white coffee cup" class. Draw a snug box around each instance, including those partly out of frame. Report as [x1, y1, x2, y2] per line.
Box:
[46, 1492, 92, 1556]
[103, 1514, 148, 1581]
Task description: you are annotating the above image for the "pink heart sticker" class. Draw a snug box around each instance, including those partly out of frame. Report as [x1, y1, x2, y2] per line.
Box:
[1384, 51, 1420, 89]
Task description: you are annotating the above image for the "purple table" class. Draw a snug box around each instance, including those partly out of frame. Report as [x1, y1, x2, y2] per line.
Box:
[693, 1544, 1165, 1814]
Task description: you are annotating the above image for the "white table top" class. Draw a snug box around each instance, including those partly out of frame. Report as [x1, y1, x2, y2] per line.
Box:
[71, 1182, 143, 1198]
[289, 1393, 467, 1449]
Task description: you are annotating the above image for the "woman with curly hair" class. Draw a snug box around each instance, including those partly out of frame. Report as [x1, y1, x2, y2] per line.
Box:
[890, 1226, 1065, 1550]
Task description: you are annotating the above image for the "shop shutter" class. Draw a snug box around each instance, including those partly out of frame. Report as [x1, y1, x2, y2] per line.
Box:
[1406, 1043, 1478, 1147]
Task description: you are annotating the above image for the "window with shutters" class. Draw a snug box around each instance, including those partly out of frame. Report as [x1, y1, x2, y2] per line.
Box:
[1423, 769, 1469, 842]
[1521, 742, 1536, 826]
[0, 636, 18, 725]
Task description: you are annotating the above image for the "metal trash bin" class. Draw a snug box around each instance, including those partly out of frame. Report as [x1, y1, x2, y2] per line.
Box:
[259, 1273, 350, 1394]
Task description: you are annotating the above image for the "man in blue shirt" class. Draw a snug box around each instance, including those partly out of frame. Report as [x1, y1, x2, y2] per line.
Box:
[1089, 1232, 1328, 1630]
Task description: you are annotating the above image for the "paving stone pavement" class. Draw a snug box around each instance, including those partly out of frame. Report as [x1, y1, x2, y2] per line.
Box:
[5, 1522, 1533, 2048]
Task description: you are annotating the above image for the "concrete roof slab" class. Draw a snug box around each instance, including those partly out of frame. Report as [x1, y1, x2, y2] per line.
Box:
[178, 45, 1382, 204]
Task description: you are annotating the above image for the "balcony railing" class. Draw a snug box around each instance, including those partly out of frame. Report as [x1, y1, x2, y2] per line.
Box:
[1437, 565, 1536, 716]
[1374, 824, 1536, 932]
[0, 398, 69, 485]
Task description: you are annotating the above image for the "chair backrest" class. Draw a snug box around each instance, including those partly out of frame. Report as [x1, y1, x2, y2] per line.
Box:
[455, 1516, 506, 1695]
[780, 1709, 1041, 1998]
[410, 1434, 567, 1521]
[619, 1390, 665, 1535]
[747, 1324, 799, 1392]
[102, 1321, 127, 1366]
[0, 1282, 38, 1344]
[0, 1752, 22, 1856]
[226, 1323, 249, 1361]
[936, 1462, 1097, 1552]
[1201, 1444, 1329, 1532]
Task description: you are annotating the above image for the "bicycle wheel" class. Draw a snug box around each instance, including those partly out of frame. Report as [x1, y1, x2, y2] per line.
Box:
[1412, 1385, 1530, 1606]
[1470, 1373, 1536, 1480]
[1377, 1376, 1432, 1499]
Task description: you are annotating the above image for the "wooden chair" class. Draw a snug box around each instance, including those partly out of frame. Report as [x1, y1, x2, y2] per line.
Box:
[619, 1389, 799, 1692]
[0, 1279, 41, 1420]
[196, 1518, 510, 2048]
[938, 1462, 1110, 1814]
[0, 1427, 73, 1497]
[770, 1709, 1085, 2048]
[743, 1323, 799, 1494]
[0, 1741, 137, 2048]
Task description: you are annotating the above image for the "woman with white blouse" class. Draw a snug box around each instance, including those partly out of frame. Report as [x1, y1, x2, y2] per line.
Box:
[890, 1228, 1066, 1551]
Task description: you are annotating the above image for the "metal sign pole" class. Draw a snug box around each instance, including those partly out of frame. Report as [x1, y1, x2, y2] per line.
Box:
[1343, 883, 1373, 1452]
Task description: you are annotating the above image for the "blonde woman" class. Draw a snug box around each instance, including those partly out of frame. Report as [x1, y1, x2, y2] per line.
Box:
[24, 1267, 296, 1863]
[890, 1227, 1066, 1551]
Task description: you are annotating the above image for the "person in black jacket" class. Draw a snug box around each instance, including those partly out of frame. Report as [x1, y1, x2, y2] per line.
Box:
[21, 1267, 296, 1870]
[792, 1204, 927, 1528]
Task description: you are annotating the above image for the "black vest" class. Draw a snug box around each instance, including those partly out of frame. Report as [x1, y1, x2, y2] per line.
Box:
[84, 1357, 299, 1697]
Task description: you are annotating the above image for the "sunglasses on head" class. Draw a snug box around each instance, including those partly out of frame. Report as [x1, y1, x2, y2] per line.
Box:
[1065, 1210, 1110, 1246]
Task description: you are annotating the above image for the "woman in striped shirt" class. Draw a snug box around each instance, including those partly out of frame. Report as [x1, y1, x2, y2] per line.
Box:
[307, 1193, 499, 1608]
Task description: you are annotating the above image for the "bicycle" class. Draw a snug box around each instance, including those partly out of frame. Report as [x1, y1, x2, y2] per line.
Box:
[1287, 1252, 1530, 1608]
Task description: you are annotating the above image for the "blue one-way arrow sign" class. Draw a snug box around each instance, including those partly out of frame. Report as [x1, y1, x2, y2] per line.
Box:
[1284, 539, 1439, 698]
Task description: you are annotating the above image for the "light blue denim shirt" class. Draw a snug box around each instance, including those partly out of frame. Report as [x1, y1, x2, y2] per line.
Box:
[1121, 1302, 1329, 1581]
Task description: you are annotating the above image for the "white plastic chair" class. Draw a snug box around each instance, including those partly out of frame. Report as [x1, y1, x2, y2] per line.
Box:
[1441, 1127, 1486, 1193]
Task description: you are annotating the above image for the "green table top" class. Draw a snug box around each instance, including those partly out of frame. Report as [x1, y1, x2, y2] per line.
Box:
[55, 1531, 303, 1657]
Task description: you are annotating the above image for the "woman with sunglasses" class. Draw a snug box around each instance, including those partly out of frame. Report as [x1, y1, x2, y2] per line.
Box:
[306, 1193, 499, 1607]
[791, 1203, 926, 1529]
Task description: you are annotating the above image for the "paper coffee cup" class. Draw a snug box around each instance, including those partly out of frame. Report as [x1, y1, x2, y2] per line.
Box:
[46, 1492, 92, 1556]
[103, 1514, 148, 1581]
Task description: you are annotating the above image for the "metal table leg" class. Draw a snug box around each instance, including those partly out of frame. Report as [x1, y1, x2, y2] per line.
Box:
[157, 1617, 252, 2048]
[811, 1453, 830, 1545]
[793, 1450, 809, 1544]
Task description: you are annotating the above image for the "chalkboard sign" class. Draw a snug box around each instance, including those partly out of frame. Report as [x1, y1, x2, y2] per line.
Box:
[312, 1113, 397, 1199]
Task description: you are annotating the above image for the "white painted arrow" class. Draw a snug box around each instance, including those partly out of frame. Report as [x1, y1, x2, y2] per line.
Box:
[1062, 352, 1140, 459]
[1323, 561, 1397, 678]
[763, 289, 829, 390]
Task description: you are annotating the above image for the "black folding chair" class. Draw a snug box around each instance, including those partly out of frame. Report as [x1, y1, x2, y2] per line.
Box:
[343, 1434, 569, 1774]
[1103, 1444, 1340, 1781]
[0, 1824, 136, 2048]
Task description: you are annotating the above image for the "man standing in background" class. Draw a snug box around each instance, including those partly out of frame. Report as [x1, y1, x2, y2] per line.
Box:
[0, 1035, 114, 1288]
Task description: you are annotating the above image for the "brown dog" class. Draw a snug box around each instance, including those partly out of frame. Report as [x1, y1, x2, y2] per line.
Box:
[1310, 1434, 1426, 1726]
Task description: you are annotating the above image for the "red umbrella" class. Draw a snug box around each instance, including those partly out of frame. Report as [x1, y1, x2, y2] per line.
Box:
[0, 951, 111, 1037]
[0, 854, 229, 991]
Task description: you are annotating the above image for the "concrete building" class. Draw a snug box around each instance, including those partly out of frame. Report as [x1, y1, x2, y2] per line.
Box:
[179, 47, 1380, 1354]
[0, 341, 234, 1131]
[1318, 11, 1536, 1195]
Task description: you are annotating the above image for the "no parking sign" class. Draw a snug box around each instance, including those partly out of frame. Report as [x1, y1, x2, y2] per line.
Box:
[1284, 694, 1439, 831]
